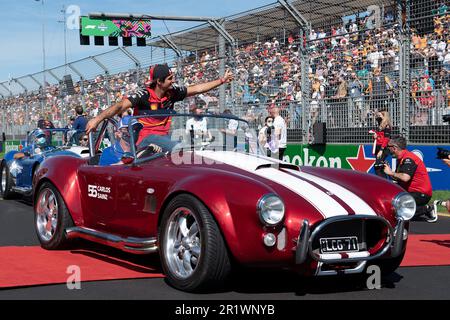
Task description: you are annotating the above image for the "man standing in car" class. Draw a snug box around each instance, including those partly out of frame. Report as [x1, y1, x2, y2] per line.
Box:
[85, 64, 233, 150]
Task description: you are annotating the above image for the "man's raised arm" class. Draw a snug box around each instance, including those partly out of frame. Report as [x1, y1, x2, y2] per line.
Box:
[186, 70, 233, 97]
[85, 99, 132, 134]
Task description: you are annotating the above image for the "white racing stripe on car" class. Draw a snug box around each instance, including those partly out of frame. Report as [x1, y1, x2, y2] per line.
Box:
[196, 151, 352, 218]
[288, 170, 377, 216]
[67, 146, 90, 158]
[196, 150, 275, 171]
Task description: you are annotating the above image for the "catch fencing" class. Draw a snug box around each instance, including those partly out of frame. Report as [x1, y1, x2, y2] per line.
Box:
[0, 0, 449, 144]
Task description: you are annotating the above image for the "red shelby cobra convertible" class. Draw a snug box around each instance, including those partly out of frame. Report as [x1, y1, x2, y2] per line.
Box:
[33, 114, 416, 292]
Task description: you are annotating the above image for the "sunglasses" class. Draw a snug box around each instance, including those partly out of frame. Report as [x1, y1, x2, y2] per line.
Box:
[81, 138, 88, 141]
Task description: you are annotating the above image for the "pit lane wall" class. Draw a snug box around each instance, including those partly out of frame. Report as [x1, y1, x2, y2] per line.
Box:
[283, 144, 450, 191]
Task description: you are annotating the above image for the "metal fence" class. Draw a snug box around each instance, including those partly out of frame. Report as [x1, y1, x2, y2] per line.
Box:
[1, 0, 449, 144]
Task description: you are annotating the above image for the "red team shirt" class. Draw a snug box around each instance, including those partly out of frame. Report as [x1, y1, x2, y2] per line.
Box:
[375, 127, 391, 149]
[126, 85, 187, 145]
[396, 149, 432, 196]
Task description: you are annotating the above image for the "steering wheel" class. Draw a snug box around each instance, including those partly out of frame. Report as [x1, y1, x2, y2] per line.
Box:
[136, 144, 163, 159]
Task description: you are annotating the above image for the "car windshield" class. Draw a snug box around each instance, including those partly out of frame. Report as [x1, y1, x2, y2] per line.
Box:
[27, 129, 69, 149]
[127, 113, 259, 159]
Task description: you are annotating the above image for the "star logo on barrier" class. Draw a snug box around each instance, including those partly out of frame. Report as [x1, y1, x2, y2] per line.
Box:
[346, 145, 376, 173]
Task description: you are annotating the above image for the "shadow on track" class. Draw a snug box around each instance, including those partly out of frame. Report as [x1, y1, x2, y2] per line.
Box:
[226, 268, 404, 296]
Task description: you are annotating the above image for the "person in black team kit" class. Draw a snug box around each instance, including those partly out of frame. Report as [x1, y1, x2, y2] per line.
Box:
[86, 64, 233, 152]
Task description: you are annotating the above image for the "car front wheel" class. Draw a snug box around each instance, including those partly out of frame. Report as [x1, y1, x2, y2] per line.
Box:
[159, 194, 231, 292]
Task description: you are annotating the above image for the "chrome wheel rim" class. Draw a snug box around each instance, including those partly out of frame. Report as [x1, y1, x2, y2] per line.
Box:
[1, 165, 6, 192]
[164, 207, 201, 279]
[36, 188, 59, 242]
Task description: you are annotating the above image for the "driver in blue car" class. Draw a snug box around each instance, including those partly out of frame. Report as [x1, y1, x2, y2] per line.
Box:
[99, 116, 162, 166]
[14, 129, 52, 159]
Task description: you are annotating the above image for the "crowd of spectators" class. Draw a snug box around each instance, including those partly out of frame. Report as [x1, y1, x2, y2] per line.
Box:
[174, 3, 450, 131]
[1, 4, 449, 137]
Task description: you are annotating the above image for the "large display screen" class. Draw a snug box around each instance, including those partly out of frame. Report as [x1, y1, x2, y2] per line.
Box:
[80, 17, 151, 38]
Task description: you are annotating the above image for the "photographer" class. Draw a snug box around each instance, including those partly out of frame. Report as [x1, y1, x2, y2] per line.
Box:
[435, 146, 450, 213]
[372, 110, 392, 179]
[259, 116, 278, 157]
[383, 135, 437, 222]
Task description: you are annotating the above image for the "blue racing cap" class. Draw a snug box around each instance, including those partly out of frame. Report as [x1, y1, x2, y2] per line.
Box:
[118, 116, 131, 130]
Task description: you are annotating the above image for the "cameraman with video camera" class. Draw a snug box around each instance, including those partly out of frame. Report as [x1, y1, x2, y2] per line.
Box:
[259, 116, 278, 157]
[383, 135, 437, 222]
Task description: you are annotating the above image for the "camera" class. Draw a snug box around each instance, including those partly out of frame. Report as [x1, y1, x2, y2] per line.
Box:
[374, 161, 387, 170]
[437, 147, 450, 160]
[266, 125, 274, 136]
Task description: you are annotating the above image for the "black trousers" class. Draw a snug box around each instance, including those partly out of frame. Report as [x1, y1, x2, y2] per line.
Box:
[410, 192, 432, 217]
[279, 148, 286, 160]
[374, 145, 390, 179]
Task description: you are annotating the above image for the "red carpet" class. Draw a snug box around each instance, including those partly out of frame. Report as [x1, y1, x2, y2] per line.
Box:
[0, 246, 164, 288]
[401, 234, 450, 267]
[0, 235, 449, 288]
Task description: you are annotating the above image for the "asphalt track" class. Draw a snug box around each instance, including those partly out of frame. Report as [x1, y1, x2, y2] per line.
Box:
[0, 198, 449, 301]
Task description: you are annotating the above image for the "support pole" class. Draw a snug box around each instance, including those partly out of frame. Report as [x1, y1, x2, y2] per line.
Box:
[398, 0, 410, 140]
[159, 35, 183, 57]
[89, 12, 216, 22]
[0, 83, 13, 96]
[208, 19, 236, 114]
[29, 75, 43, 88]
[14, 79, 28, 92]
[47, 70, 61, 83]
[218, 34, 226, 113]
[68, 64, 86, 110]
[90, 56, 111, 107]
[300, 26, 311, 145]
[278, 0, 309, 27]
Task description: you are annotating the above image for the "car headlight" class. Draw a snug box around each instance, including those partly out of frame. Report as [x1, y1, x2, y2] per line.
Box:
[392, 192, 416, 221]
[257, 194, 285, 226]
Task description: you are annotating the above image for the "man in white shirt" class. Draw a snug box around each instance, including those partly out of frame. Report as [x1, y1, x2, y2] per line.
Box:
[186, 106, 212, 142]
[269, 106, 287, 160]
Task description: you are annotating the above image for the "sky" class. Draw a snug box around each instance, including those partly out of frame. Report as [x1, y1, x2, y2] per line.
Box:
[0, 0, 276, 85]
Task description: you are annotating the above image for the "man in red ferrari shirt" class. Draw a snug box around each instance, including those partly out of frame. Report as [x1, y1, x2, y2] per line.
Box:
[86, 64, 233, 150]
[383, 135, 437, 222]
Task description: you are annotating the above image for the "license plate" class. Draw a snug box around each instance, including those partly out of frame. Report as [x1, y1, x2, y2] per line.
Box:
[319, 236, 359, 253]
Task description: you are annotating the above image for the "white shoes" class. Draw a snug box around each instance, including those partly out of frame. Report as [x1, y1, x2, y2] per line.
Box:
[424, 201, 439, 223]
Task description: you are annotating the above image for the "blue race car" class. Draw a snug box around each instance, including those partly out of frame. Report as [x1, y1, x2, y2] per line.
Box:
[0, 128, 90, 199]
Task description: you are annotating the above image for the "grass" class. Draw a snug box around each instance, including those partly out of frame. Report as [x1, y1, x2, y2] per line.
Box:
[432, 190, 450, 214]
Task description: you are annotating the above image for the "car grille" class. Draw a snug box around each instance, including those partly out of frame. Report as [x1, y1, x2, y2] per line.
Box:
[309, 215, 391, 260]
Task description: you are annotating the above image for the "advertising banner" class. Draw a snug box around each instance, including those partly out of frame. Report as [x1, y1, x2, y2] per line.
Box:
[4, 141, 21, 153]
[284, 144, 450, 190]
[80, 17, 151, 38]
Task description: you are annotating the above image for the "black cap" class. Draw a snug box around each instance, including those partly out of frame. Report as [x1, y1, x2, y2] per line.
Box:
[149, 64, 172, 82]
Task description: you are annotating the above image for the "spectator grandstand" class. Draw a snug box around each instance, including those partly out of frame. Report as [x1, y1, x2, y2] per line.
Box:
[0, 0, 449, 145]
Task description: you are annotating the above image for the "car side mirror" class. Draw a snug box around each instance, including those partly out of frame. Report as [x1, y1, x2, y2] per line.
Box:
[121, 152, 135, 165]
